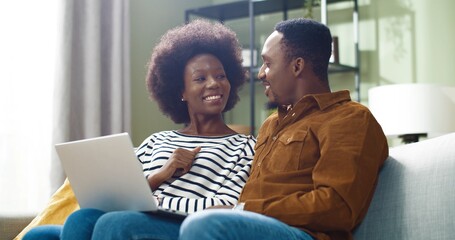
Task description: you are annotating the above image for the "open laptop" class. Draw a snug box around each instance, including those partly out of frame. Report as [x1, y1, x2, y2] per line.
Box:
[55, 132, 188, 220]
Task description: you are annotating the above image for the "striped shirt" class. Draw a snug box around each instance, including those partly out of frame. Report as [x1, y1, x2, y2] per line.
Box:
[135, 130, 256, 213]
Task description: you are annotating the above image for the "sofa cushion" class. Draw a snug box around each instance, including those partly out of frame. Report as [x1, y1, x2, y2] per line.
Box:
[354, 133, 455, 240]
[14, 178, 79, 240]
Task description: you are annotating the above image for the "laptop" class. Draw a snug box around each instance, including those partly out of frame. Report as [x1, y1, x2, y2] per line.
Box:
[55, 132, 188, 220]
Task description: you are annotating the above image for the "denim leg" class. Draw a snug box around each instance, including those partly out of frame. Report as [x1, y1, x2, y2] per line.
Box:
[91, 211, 183, 240]
[180, 209, 314, 240]
[61, 208, 106, 240]
[23, 225, 63, 240]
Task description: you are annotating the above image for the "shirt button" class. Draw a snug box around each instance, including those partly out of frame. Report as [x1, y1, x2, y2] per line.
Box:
[272, 136, 277, 141]
[287, 138, 291, 142]
[291, 113, 295, 117]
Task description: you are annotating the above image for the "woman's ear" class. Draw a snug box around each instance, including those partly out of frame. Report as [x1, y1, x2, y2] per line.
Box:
[293, 57, 305, 77]
[181, 90, 186, 102]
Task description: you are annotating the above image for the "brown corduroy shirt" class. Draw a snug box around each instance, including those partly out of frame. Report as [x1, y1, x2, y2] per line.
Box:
[239, 90, 388, 240]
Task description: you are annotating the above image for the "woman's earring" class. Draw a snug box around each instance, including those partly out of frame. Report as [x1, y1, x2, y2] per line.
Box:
[181, 98, 185, 102]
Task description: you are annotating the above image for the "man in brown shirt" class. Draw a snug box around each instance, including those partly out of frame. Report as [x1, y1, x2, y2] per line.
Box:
[180, 18, 388, 240]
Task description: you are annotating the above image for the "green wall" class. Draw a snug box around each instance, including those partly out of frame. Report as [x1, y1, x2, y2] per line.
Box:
[355, 0, 455, 99]
[130, 0, 455, 145]
[130, 0, 211, 146]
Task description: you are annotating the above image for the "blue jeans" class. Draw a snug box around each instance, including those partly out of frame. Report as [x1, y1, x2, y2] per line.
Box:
[61, 208, 106, 239]
[180, 209, 313, 240]
[22, 225, 62, 240]
[26, 208, 313, 240]
[23, 209, 108, 240]
[90, 209, 312, 240]
[62, 208, 182, 240]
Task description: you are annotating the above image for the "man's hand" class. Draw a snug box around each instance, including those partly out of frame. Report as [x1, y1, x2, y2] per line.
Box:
[147, 146, 201, 190]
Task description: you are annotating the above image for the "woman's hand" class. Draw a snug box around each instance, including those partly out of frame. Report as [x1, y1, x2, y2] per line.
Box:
[147, 146, 201, 191]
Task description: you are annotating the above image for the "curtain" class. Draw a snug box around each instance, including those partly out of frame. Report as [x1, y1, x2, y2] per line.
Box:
[51, 0, 131, 192]
[0, 0, 130, 214]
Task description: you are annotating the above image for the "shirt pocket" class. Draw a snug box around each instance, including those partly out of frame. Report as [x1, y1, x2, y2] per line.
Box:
[254, 135, 268, 155]
[267, 130, 308, 172]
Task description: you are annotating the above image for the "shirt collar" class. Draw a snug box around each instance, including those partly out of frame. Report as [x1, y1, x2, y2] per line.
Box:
[307, 90, 352, 111]
[278, 90, 351, 116]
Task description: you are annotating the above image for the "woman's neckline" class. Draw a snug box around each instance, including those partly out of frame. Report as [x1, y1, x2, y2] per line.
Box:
[172, 130, 239, 138]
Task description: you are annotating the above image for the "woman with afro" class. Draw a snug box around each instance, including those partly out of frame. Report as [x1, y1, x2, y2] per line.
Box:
[23, 19, 256, 240]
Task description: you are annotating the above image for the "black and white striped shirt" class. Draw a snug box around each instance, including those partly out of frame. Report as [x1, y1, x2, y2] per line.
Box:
[135, 130, 256, 213]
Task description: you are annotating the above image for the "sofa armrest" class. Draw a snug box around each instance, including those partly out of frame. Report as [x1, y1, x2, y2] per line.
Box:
[354, 133, 455, 240]
[0, 214, 35, 240]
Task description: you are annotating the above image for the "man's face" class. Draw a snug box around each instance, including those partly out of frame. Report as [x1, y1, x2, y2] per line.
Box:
[258, 31, 296, 106]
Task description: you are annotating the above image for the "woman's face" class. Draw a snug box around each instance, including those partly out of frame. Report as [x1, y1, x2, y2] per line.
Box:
[182, 53, 231, 119]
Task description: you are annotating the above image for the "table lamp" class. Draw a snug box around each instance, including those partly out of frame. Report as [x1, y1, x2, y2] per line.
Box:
[368, 83, 455, 144]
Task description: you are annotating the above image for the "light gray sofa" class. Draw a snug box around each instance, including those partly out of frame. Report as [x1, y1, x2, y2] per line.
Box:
[2, 133, 454, 240]
[354, 132, 455, 239]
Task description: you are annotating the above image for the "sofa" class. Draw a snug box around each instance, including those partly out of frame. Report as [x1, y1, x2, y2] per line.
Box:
[2, 133, 454, 240]
[354, 132, 455, 239]
[0, 214, 34, 240]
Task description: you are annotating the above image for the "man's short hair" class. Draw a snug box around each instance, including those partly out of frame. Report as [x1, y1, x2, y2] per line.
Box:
[275, 18, 332, 82]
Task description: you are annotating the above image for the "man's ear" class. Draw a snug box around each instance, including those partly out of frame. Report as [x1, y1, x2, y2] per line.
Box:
[293, 57, 305, 77]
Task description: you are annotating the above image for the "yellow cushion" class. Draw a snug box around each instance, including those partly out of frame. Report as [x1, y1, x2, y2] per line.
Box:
[14, 178, 80, 240]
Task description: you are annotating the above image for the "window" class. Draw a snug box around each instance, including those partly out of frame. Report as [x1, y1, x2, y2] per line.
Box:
[0, 0, 63, 214]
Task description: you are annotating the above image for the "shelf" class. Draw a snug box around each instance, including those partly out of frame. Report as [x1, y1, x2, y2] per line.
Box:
[186, 0, 355, 22]
[247, 63, 357, 76]
[185, 0, 360, 135]
[329, 63, 358, 73]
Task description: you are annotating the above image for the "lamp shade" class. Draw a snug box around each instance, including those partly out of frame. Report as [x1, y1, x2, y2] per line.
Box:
[368, 84, 455, 137]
